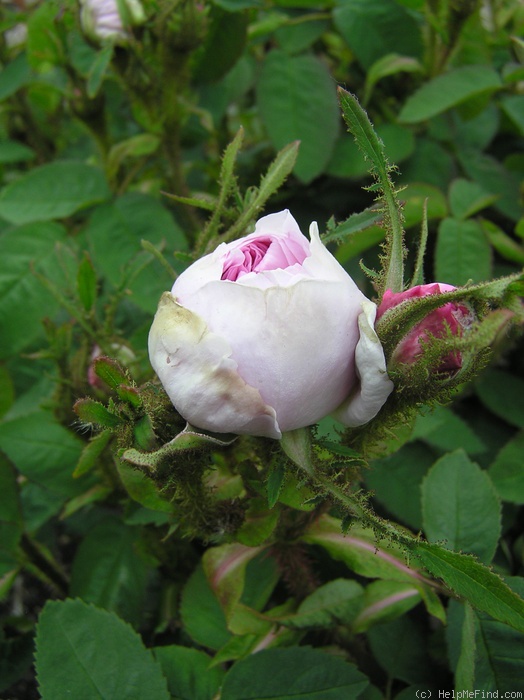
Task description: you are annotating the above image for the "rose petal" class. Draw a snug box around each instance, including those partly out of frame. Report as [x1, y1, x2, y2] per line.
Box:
[333, 301, 394, 427]
[148, 293, 281, 438]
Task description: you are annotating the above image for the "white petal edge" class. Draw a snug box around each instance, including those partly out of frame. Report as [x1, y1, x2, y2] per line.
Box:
[148, 293, 282, 439]
[333, 300, 394, 427]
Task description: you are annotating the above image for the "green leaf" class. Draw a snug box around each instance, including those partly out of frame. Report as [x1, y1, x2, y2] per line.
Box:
[76, 253, 97, 312]
[0, 162, 110, 225]
[26, 0, 63, 67]
[322, 208, 383, 246]
[203, 542, 265, 617]
[87, 44, 113, 98]
[458, 148, 523, 222]
[35, 599, 170, 700]
[274, 579, 364, 630]
[73, 429, 112, 478]
[472, 580, 524, 692]
[501, 95, 524, 135]
[116, 460, 173, 512]
[481, 219, 524, 265]
[327, 124, 415, 180]
[364, 53, 422, 105]
[411, 406, 485, 455]
[0, 365, 14, 420]
[475, 368, 524, 428]
[0, 140, 35, 164]
[257, 50, 339, 183]
[333, 0, 422, 70]
[0, 53, 32, 101]
[399, 66, 502, 123]
[454, 602, 476, 691]
[365, 443, 435, 530]
[74, 398, 123, 428]
[70, 519, 151, 627]
[221, 647, 369, 699]
[413, 543, 524, 633]
[435, 217, 492, 285]
[153, 646, 225, 700]
[338, 88, 404, 292]
[180, 564, 232, 650]
[448, 178, 498, 220]
[193, 7, 248, 83]
[303, 515, 432, 586]
[86, 193, 186, 313]
[0, 455, 23, 576]
[421, 450, 501, 564]
[107, 133, 160, 182]
[0, 221, 67, 359]
[0, 411, 85, 497]
[353, 580, 421, 633]
[488, 430, 524, 504]
[367, 616, 433, 684]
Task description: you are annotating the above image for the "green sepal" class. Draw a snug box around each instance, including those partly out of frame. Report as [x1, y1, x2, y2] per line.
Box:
[92, 356, 129, 391]
[73, 429, 113, 478]
[122, 424, 237, 473]
[76, 253, 97, 313]
[74, 398, 123, 428]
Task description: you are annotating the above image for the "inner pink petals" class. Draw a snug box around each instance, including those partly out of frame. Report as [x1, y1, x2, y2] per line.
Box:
[221, 235, 308, 281]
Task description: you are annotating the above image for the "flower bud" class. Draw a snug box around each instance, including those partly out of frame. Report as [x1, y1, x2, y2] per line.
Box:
[377, 283, 475, 374]
[80, 0, 145, 43]
[148, 210, 393, 439]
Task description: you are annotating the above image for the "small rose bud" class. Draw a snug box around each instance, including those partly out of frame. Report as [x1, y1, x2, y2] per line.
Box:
[148, 210, 393, 439]
[80, 0, 145, 43]
[377, 283, 475, 374]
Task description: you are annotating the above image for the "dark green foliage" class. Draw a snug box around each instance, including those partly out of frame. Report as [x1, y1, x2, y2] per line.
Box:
[0, 0, 523, 697]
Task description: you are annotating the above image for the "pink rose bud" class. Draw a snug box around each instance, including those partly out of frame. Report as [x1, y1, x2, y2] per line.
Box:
[377, 283, 475, 373]
[148, 210, 393, 439]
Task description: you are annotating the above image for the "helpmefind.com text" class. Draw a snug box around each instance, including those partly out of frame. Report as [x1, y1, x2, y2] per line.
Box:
[415, 692, 523, 699]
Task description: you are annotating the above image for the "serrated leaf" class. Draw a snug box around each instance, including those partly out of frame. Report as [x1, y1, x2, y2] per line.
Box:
[0, 162, 110, 224]
[322, 208, 383, 246]
[413, 543, 524, 633]
[302, 515, 432, 586]
[421, 450, 501, 564]
[333, 0, 422, 70]
[221, 647, 369, 700]
[257, 50, 339, 183]
[153, 645, 225, 700]
[488, 430, 524, 504]
[267, 461, 286, 509]
[35, 599, 170, 700]
[338, 88, 404, 292]
[0, 411, 85, 497]
[0, 221, 67, 359]
[180, 564, 232, 650]
[435, 217, 492, 285]
[399, 66, 502, 123]
[70, 518, 151, 626]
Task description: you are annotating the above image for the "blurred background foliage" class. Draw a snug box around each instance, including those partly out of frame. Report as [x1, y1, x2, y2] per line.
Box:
[0, 0, 523, 697]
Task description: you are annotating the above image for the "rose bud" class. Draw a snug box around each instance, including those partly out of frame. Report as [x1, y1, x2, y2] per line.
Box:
[80, 0, 145, 43]
[148, 210, 393, 439]
[377, 283, 475, 374]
